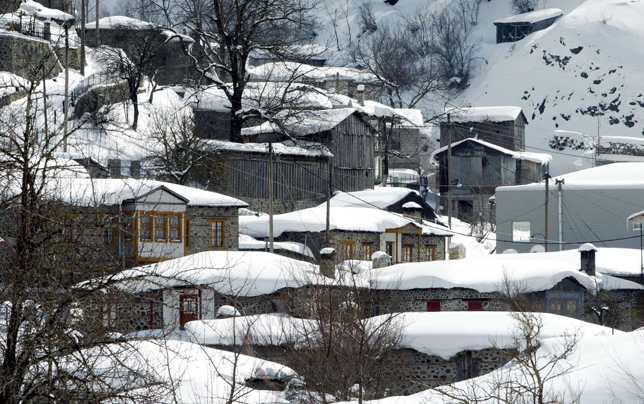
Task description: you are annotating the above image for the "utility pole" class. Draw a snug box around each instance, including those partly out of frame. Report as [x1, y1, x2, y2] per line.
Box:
[80, 0, 86, 75]
[544, 172, 549, 252]
[447, 113, 452, 229]
[596, 116, 600, 167]
[42, 65, 48, 139]
[63, 23, 69, 153]
[268, 142, 274, 253]
[556, 179, 565, 251]
[96, 0, 100, 46]
[326, 158, 332, 245]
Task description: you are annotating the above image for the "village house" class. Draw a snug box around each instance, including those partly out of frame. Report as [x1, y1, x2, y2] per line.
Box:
[440, 106, 528, 152]
[432, 138, 550, 223]
[496, 162, 644, 254]
[370, 246, 644, 331]
[42, 178, 247, 276]
[240, 205, 452, 263]
[325, 188, 437, 222]
[494, 8, 564, 44]
[184, 311, 617, 394]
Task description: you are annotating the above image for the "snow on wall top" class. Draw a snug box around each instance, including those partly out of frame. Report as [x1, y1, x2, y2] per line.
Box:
[320, 188, 418, 209]
[86, 16, 155, 30]
[247, 61, 380, 84]
[494, 8, 564, 25]
[432, 138, 552, 165]
[239, 234, 314, 258]
[499, 162, 644, 191]
[371, 252, 642, 292]
[385, 311, 618, 360]
[445, 106, 525, 123]
[54, 178, 247, 207]
[240, 206, 451, 238]
[19, 0, 74, 22]
[109, 251, 321, 296]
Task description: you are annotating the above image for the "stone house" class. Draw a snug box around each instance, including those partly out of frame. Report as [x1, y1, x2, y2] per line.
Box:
[370, 247, 644, 331]
[50, 178, 247, 275]
[240, 205, 452, 263]
[494, 8, 564, 44]
[432, 138, 550, 223]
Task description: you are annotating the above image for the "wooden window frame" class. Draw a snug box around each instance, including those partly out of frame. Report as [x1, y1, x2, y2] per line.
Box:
[386, 241, 396, 262]
[402, 245, 414, 263]
[179, 293, 201, 330]
[169, 214, 182, 243]
[362, 243, 374, 261]
[100, 215, 117, 247]
[426, 245, 437, 261]
[209, 219, 226, 249]
[99, 301, 119, 329]
[62, 215, 76, 243]
[342, 240, 355, 260]
[140, 212, 154, 242]
[185, 218, 192, 248]
[155, 213, 168, 242]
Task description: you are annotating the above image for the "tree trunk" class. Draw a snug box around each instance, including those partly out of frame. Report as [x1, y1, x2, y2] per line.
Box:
[132, 90, 139, 131]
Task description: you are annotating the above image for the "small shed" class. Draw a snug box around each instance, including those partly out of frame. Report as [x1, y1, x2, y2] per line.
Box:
[494, 8, 564, 44]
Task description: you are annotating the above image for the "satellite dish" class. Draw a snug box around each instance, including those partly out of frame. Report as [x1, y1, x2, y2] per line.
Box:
[530, 245, 545, 253]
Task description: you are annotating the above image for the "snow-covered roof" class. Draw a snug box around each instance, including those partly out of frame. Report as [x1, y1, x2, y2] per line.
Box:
[445, 106, 526, 123]
[247, 62, 379, 84]
[108, 251, 321, 296]
[19, 0, 74, 22]
[432, 138, 552, 165]
[499, 162, 644, 191]
[279, 108, 368, 136]
[402, 202, 422, 209]
[371, 252, 643, 292]
[239, 234, 314, 258]
[396, 109, 424, 127]
[494, 8, 564, 25]
[207, 139, 333, 158]
[386, 311, 618, 360]
[86, 16, 155, 30]
[321, 188, 419, 209]
[240, 206, 451, 238]
[52, 178, 247, 207]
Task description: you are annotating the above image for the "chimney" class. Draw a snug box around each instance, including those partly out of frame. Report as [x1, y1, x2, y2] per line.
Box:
[579, 243, 597, 277]
[319, 248, 336, 279]
[372, 251, 392, 269]
[107, 159, 121, 178]
[356, 84, 365, 106]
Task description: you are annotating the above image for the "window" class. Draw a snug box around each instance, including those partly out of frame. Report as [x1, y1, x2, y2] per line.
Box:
[402, 245, 413, 262]
[210, 220, 226, 248]
[342, 240, 355, 260]
[140, 214, 153, 241]
[468, 301, 484, 311]
[99, 301, 119, 329]
[512, 221, 531, 242]
[426, 245, 437, 261]
[185, 219, 192, 248]
[62, 216, 74, 243]
[362, 243, 373, 261]
[427, 301, 441, 312]
[169, 214, 181, 242]
[100, 216, 117, 246]
[546, 291, 582, 317]
[156, 214, 167, 241]
[630, 221, 643, 231]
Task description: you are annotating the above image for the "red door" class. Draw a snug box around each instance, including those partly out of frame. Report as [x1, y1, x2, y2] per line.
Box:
[427, 301, 441, 312]
[179, 294, 200, 329]
[468, 301, 484, 311]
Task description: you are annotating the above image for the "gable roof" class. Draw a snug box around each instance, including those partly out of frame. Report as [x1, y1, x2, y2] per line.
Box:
[494, 8, 564, 25]
[53, 178, 248, 207]
[432, 138, 551, 165]
[445, 106, 528, 124]
[321, 188, 420, 209]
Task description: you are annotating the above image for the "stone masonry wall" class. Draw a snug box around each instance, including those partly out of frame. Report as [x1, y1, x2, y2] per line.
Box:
[187, 206, 239, 253]
[0, 33, 61, 80]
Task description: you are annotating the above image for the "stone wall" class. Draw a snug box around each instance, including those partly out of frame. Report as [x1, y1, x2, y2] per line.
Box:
[53, 45, 82, 71]
[373, 288, 509, 314]
[0, 33, 61, 80]
[73, 80, 130, 119]
[240, 196, 322, 215]
[187, 206, 240, 252]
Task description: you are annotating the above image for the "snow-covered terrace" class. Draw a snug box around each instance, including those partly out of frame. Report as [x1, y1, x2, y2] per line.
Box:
[445, 106, 526, 123]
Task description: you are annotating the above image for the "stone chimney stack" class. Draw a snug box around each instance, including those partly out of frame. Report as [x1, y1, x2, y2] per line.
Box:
[319, 248, 336, 279]
[579, 243, 598, 277]
[356, 84, 365, 106]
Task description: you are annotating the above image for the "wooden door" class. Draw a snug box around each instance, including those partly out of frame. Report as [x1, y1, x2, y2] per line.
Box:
[179, 294, 200, 329]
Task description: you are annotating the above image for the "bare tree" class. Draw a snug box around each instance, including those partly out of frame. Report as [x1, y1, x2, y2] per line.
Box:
[177, 0, 319, 142]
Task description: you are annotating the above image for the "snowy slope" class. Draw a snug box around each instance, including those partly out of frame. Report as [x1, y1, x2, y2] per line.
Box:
[461, 0, 644, 175]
